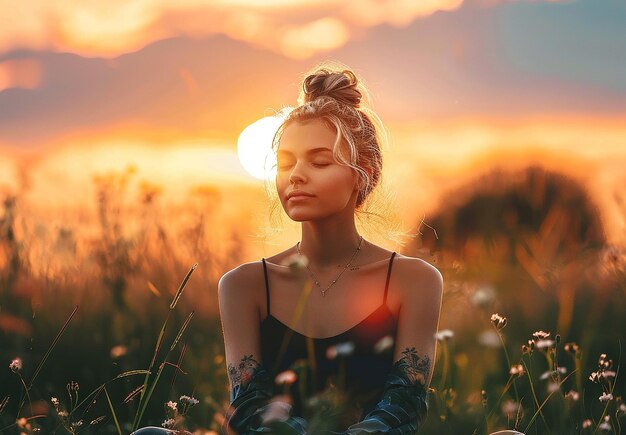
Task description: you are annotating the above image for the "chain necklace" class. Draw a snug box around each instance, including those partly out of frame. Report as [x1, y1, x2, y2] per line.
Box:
[296, 236, 364, 297]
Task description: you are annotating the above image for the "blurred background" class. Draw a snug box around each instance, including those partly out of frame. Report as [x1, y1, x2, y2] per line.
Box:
[1, 0, 625, 433]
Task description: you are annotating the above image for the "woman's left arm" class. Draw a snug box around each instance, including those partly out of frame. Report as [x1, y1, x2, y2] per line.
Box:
[342, 258, 443, 434]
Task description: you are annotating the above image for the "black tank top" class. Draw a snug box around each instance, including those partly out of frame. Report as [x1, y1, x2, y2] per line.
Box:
[259, 252, 399, 427]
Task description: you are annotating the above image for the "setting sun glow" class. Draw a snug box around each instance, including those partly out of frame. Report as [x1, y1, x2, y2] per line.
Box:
[236, 115, 284, 180]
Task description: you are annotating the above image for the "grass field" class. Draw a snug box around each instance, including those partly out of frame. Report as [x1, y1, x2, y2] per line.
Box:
[1, 164, 625, 434]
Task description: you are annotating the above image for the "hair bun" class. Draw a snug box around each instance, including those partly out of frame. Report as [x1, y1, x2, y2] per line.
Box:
[302, 69, 362, 108]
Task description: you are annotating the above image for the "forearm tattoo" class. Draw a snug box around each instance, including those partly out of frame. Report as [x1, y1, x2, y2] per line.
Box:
[227, 354, 262, 388]
[396, 347, 432, 386]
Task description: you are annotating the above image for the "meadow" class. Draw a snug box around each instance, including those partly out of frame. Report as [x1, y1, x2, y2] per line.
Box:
[1, 163, 625, 434]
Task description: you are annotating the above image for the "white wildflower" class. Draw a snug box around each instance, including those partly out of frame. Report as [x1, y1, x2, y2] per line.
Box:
[435, 329, 454, 341]
[470, 285, 496, 308]
[535, 339, 555, 350]
[490, 313, 507, 330]
[373, 335, 394, 354]
[599, 415, 611, 431]
[478, 330, 500, 348]
[509, 364, 525, 377]
[179, 395, 199, 406]
[274, 370, 298, 385]
[9, 358, 22, 373]
[326, 341, 355, 360]
[166, 401, 177, 411]
[599, 392, 613, 402]
[162, 418, 176, 428]
[532, 331, 550, 340]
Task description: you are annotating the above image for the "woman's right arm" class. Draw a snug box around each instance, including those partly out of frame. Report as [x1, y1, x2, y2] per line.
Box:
[218, 263, 308, 435]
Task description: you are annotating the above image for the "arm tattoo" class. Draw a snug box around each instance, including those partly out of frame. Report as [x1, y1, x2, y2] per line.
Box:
[395, 347, 432, 386]
[227, 354, 262, 388]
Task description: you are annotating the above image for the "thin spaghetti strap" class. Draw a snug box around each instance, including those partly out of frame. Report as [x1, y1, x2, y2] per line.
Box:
[383, 252, 397, 306]
[261, 258, 270, 317]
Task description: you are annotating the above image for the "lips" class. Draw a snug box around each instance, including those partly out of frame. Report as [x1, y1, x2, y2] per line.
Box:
[287, 190, 314, 200]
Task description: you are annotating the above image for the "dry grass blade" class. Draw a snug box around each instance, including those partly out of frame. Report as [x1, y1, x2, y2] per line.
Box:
[17, 305, 79, 416]
[116, 370, 151, 379]
[170, 262, 198, 310]
[124, 385, 145, 404]
[169, 311, 195, 352]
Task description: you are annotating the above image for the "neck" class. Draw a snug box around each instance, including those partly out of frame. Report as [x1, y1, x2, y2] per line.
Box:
[297, 218, 362, 269]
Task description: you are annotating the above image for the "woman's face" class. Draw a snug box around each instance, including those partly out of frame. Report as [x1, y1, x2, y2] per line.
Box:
[275, 119, 359, 222]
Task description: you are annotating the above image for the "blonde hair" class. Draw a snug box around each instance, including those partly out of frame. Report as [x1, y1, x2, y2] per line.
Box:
[259, 61, 409, 247]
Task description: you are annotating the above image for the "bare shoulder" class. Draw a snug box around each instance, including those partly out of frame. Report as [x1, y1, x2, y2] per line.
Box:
[393, 255, 443, 303]
[217, 260, 265, 307]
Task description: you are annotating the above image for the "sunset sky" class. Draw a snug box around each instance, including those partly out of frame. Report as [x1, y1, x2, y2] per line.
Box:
[0, 0, 625, 245]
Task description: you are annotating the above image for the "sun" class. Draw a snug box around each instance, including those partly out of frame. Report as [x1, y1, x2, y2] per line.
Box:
[237, 115, 285, 180]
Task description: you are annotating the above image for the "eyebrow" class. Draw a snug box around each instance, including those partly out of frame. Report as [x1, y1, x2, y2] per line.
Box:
[277, 147, 333, 156]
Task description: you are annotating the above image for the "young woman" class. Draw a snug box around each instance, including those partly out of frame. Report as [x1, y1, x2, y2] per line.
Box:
[219, 64, 443, 434]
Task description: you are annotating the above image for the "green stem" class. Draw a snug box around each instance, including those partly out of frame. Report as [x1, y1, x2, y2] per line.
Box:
[496, 330, 520, 403]
[521, 356, 549, 431]
[104, 387, 123, 435]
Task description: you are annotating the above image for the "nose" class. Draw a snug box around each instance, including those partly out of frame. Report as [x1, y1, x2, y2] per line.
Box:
[289, 161, 307, 185]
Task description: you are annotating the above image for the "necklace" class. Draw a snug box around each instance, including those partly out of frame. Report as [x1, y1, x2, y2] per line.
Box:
[296, 236, 364, 297]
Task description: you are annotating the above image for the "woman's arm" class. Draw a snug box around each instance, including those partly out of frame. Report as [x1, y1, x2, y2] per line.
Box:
[218, 263, 308, 435]
[342, 258, 443, 434]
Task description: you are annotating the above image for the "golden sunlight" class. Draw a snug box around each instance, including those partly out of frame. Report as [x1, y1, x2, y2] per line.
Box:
[237, 116, 284, 180]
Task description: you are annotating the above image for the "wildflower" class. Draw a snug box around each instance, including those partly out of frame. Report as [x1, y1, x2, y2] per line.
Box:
[532, 331, 550, 340]
[470, 285, 496, 308]
[67, 381, 79, 392]
[326, 341, 355, 360]
[589, 371, 601, 383]
[274, 370, 298, 385]
[501, 399, 519, 418]
[435, 329, 454, 341]
[478, 330, 500, 348]
[599, 415, 611, 431]
[179, 395, 199, 406]
[162, 418, 176, 428]
[16, 418, 28, 429]
[599, 392, 613, 402]
[521, 340, 534, 354]
[598, 353, 612, 370]
[538, 367, 567, 380]
[564, 390, 580, 401]
[9, 358, 22, 373]
[602, 370, 616, 379]
[509, 364, 525, 377]
[373, 335, 394, 353]
[582, 419, 592, 428]
[620, 403, 626, 414]
[490, 313, 507, 330]
[535, 339, 555, 350]
[564, 342, 580, 355]
[71, 420, 83, 428]
[480, 389, 488, 407]
[166, 401, 178, 411]
[51, 397, 59, 407]
[58, 411, 69, 418]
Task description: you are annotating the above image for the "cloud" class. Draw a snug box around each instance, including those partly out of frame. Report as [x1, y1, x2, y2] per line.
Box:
[0, 0, 465, 59]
